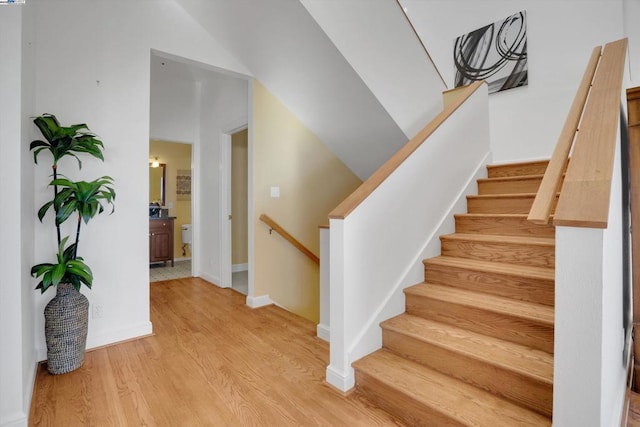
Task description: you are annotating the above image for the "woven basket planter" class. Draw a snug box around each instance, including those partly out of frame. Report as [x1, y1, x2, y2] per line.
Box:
[44, 283, 89, 375]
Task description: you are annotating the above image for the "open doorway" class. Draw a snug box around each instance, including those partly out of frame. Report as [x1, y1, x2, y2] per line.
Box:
[150, 50, 250, 293]
[231, 129, 249, 294]
[149, 140, 193, 282]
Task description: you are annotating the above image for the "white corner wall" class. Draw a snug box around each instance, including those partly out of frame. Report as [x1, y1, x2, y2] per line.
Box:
[400, 0, 625, 163]
[28, 0, 250, 361]
[327, 84, 491, 391]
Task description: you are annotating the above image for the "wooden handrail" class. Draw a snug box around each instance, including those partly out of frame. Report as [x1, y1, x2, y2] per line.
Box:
[527, 46, 602, 224]
[553, 38, 628, 228]
[259, 214, 319, 265]
[329, 80, 485, 220]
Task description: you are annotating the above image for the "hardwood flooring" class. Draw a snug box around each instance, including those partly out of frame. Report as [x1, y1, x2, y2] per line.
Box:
[30, 278, 402, 426]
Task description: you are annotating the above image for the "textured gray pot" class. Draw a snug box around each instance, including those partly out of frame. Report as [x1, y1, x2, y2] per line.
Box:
[44, 283, 89, 374]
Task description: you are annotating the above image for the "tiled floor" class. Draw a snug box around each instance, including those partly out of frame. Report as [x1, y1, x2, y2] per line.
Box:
[150, 260, 248, 296]
[149, 260, 192, 282]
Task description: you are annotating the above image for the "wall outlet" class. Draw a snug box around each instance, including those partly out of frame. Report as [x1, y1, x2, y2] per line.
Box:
[92, 304, 103, 319]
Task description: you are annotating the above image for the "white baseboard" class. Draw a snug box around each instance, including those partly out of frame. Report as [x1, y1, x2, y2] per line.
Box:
[87, 321, 153, 352]
[326, 364, 354, 392]
[174, 257, 192, 262]
[316, 323, 330, 342]
[199, 272, 226, 288]
[232, 263, 248, 273]
[36, 321, 154, 362]
[0, 411, 28, 427]
[246, 294, 272, 308]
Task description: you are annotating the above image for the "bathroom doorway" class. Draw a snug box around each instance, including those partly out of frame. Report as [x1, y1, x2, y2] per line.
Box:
[149, 140, 193, 282]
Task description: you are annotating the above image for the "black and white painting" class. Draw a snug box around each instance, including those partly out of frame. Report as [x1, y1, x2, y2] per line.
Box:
[454, 11, 528, 94]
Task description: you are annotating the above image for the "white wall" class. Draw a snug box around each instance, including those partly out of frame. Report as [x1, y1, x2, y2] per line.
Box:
[198, 77, 249, 286]
[554, 135, 627, 425]
[301, 0, 446, 139]
[401, 0, 625, 163]
[28, 0, 250, 361]
[624, 0, 640, 87]
[150, 57, 198, 144]
[0, 6, 32, 426]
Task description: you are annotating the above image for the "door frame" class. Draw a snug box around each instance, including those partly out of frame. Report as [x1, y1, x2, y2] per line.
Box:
[220, 119, 248, 290]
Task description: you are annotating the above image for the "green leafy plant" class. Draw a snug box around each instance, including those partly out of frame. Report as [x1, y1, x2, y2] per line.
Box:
[31, 237, 93, 292]
[29, 114, 115, 293]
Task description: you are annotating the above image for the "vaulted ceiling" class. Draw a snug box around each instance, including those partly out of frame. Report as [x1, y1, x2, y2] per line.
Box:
[172, 0, 445, 179]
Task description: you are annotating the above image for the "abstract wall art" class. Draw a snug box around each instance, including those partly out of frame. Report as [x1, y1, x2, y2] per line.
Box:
[454, 11, 528, 94]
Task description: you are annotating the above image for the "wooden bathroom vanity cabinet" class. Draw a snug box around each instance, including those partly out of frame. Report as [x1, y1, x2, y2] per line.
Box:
[149, 217, 174, 266]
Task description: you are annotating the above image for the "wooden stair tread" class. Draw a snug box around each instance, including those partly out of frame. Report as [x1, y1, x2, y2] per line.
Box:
[424, 256, 554, 281]
[405, 283, 554, 325]
[477, 174, 545, 183]
[353, 349, 551, 426]
[468, 192, 554, 200]
[454, 213, 556, 238]
[441, 233, 555, 247]
[383, 314, 553, 383]
[454, 213, 554, 220]
[486, 160, 550, 178]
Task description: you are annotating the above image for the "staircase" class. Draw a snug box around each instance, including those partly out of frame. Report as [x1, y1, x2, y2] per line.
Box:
[353, 160, 555, 426]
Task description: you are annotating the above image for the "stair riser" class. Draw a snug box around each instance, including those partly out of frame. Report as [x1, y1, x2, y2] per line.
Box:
[440, 238, 555, 269]
[383, 329, 552, 417]
[455, 215, 555, 238]
[355, 370, 465, 427]
[478, 178, 543, 195]
[405, 295, 554, 353]
[487, 162, 549, 178]
[424, 262, 554, 306]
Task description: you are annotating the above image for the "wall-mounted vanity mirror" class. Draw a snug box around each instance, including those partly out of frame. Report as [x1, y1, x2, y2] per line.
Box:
[149, 162, 166, 208]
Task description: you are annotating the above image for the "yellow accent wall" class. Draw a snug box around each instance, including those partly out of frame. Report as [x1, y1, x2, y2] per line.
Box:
[149, 140, 192, 260]
[232, 129, 249, 266]
[253, 80, 362, 322]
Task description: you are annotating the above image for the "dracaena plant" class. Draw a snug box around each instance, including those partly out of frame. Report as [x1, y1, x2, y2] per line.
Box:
[29, 114, 115, 293]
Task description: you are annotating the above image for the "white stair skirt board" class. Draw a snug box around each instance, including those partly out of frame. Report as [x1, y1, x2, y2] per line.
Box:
[232, 263, 248, 273]
[317, 323, 330, 342]
[246, 294, 273, 308]
[326, 364, 355, 392]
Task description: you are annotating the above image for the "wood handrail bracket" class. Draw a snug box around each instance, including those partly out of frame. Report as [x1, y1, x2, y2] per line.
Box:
[329, 80, 485, 220]
[529, 38, 628, 227]
[259, 214, 319, 265]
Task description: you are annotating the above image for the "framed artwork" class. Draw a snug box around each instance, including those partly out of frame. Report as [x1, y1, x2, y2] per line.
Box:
[176, 169, 191, 201]
[454, 11, 528, 94]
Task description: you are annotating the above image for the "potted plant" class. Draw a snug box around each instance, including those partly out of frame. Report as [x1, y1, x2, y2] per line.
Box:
[29, 113, 115, 374]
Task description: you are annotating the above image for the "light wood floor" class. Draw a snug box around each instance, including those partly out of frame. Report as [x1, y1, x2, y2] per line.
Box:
[29, 277, 402, 426]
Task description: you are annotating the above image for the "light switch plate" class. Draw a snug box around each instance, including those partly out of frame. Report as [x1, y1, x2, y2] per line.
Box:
[270, 186, 280, 198]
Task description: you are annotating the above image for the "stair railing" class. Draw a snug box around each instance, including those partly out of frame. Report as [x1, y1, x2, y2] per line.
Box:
[259, 214, 319, 265]
[528, 39, 628, 226]
[530, 38, 630, 425]
[527, 46, 601, 224]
